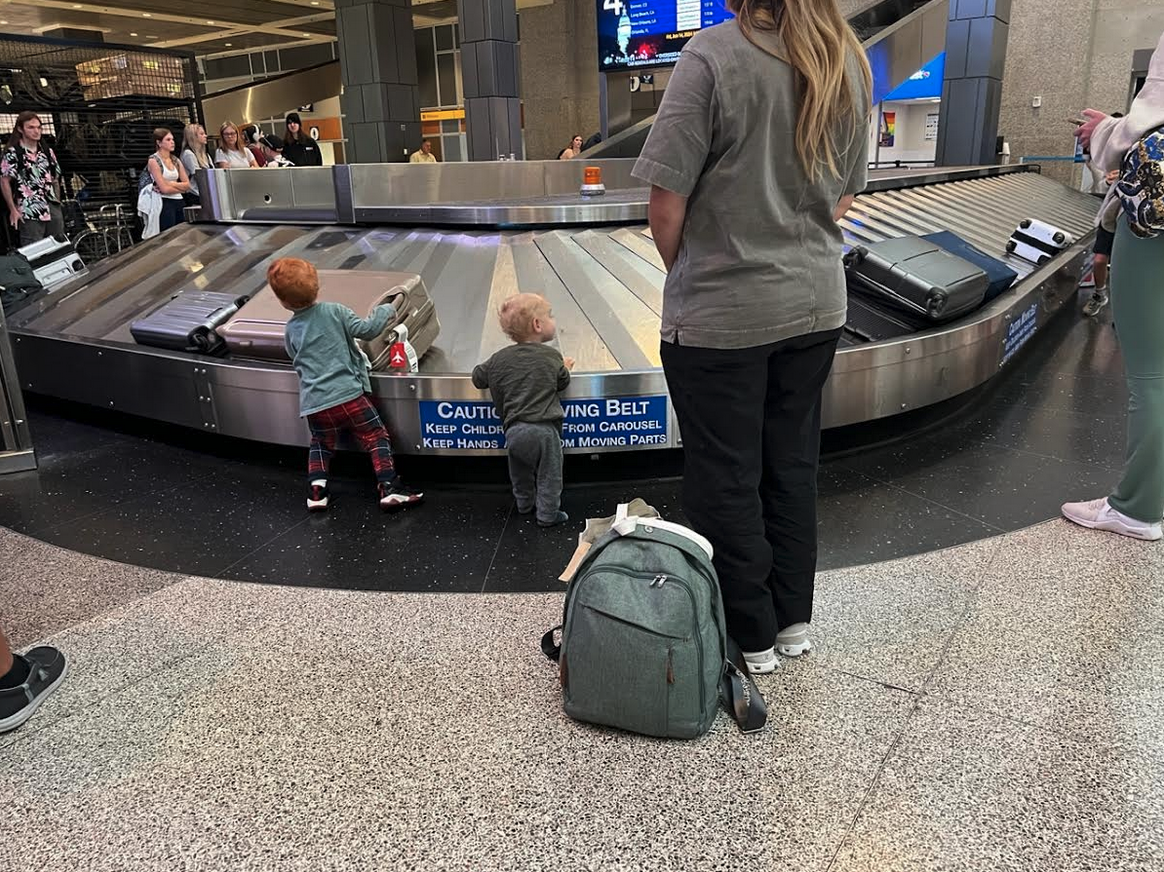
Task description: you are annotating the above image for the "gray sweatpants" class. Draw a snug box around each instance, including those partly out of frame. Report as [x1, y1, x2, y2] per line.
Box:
[506, 422, 563, 522]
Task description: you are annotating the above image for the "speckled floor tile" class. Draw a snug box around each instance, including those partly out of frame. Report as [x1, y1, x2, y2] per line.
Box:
[831, 699, 1164, 872]
[990, 370, 1128, 420]
[1033, 306, 1126, 381]
[222, 486, 514, 591]
[990, 516, 1164, 581]
[0, 438, 224, 535]
[814, 472, 1001, 568]
[926, 521, 1164, 758]
[26, 461, 314, 578]
[0, 577, 280, 751]
[804, 538, 1000, 691]
[841, 442, 1118, 531]
[959, 400, 1128, 471]
[0, 588, 914, 872]
[0, 526, 182, 647]
[25, 406, 131, 459]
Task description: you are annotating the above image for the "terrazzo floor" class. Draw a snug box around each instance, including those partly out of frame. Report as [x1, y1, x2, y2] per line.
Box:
[2, 518, 1162, 872]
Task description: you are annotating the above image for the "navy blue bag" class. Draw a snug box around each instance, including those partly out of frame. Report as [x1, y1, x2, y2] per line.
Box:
[923, 231, 1018, 302]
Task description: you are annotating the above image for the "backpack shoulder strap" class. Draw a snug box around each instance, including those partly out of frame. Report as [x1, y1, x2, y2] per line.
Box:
[721, 637, 768, 733]
[540, 625, 562, 662]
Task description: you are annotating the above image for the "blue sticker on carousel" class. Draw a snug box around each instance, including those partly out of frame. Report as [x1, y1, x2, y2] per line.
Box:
[1002, 302, 1039, 365]
[419, 396, 669, 450]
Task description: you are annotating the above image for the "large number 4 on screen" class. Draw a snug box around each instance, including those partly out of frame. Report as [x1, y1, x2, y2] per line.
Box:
[604, 0, 626, 17]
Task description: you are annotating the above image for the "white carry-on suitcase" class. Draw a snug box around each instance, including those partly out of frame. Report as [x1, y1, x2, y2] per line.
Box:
[1005, 219, 1075, 266]
[17, 235, 86, 288]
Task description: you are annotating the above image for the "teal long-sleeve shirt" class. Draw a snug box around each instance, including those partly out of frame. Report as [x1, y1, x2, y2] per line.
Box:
[284, 300, 396, 417]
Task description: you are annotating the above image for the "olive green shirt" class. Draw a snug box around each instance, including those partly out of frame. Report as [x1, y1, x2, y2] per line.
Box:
[471, 342, 571, 430]
[633, 22, 870, 349]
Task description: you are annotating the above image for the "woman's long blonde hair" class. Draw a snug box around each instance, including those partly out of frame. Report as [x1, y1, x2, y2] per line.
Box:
[728, 0, 872, 180]
[182, 123, 210, 169]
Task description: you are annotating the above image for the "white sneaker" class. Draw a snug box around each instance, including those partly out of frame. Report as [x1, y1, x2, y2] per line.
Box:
[1061, 497, 1163, 541]
[741, 647, 779, 674]
[776, 623, 813, 657]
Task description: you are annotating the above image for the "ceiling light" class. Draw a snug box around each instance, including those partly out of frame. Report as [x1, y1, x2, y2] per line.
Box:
[129, 32, 138, 36]
[0, 20, 8, 25]
[311, 1, 320, 4]
[224, 43, 232, 47]
[302, 33, 310, 37]
[206, 20, 215, 25]
[142, 13, 152, 17]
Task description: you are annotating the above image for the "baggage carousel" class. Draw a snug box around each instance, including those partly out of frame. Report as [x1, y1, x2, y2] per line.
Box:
[5, 160, 1099, 455]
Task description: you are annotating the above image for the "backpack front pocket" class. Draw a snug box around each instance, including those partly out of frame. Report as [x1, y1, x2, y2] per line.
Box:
[564, 605, 678, 738]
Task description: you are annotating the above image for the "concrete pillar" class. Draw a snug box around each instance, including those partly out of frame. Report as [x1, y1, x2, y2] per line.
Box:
[335, 0, 421, 163]
[457, 0, 522, 160]
[935, 0, 1011, 166]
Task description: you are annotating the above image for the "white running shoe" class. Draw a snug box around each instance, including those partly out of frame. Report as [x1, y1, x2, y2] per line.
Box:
[741, 647, 779, 674]
[1061, 497, 1163, 541]
[776, 623, 813, 657]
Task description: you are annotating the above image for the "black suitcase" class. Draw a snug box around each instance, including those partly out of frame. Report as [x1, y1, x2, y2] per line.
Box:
[130, 291, 250, 355]
[844, 236, 989, 323]
[0, 253, 45, 315]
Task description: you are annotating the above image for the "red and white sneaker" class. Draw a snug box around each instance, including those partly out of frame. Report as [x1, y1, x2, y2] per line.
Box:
[379, 479, 424, 511]
[1061, 497, 1162, 541]
[307, 480, 330, 512]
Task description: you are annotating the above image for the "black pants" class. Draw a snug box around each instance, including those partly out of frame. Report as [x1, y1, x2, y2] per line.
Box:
[159, 197, 185, 232]
[661, 328, 842, 651]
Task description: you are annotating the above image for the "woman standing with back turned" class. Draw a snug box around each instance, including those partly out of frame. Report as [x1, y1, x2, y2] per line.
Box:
[633, 0, 871, 674]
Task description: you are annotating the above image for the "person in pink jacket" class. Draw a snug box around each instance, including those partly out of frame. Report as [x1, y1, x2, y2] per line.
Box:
[1063, 30, 1164, 541]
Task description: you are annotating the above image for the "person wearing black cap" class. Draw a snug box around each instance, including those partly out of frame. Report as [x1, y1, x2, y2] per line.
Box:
[283, 112, 322, 167]
[260, 135, 295, 168]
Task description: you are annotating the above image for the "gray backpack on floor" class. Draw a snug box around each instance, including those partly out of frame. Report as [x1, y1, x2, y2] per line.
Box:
[541, 508, 766, 739]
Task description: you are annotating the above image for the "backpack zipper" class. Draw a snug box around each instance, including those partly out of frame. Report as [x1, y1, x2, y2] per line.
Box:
[665, 576, 706, 709]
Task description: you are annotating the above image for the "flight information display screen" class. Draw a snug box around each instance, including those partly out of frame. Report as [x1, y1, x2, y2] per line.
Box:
[597, 0, 734, 72]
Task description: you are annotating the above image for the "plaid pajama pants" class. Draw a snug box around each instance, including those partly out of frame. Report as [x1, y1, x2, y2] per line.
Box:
[306, 395, 396, 483]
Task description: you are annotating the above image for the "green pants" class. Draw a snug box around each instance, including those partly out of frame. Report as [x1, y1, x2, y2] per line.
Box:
[1109, 220, 1164, 523]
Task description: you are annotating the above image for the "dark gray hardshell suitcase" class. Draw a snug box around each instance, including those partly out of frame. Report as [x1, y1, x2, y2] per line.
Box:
[130, 290, 250, 354]
[844, 236, 989, 323]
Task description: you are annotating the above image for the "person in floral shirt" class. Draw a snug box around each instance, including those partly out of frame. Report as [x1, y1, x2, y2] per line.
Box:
[0, 111, 64, 247]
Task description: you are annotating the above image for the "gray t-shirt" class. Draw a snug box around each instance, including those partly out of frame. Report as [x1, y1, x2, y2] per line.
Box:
[633, 22, 870, 350]
[471, 342, 571, 430]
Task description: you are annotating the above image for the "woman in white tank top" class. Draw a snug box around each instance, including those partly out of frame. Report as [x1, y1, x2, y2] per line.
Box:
[147, 128, 191, 233]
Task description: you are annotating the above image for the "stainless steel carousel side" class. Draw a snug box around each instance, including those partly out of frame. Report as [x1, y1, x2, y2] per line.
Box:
[7, 161, 1098, 454]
